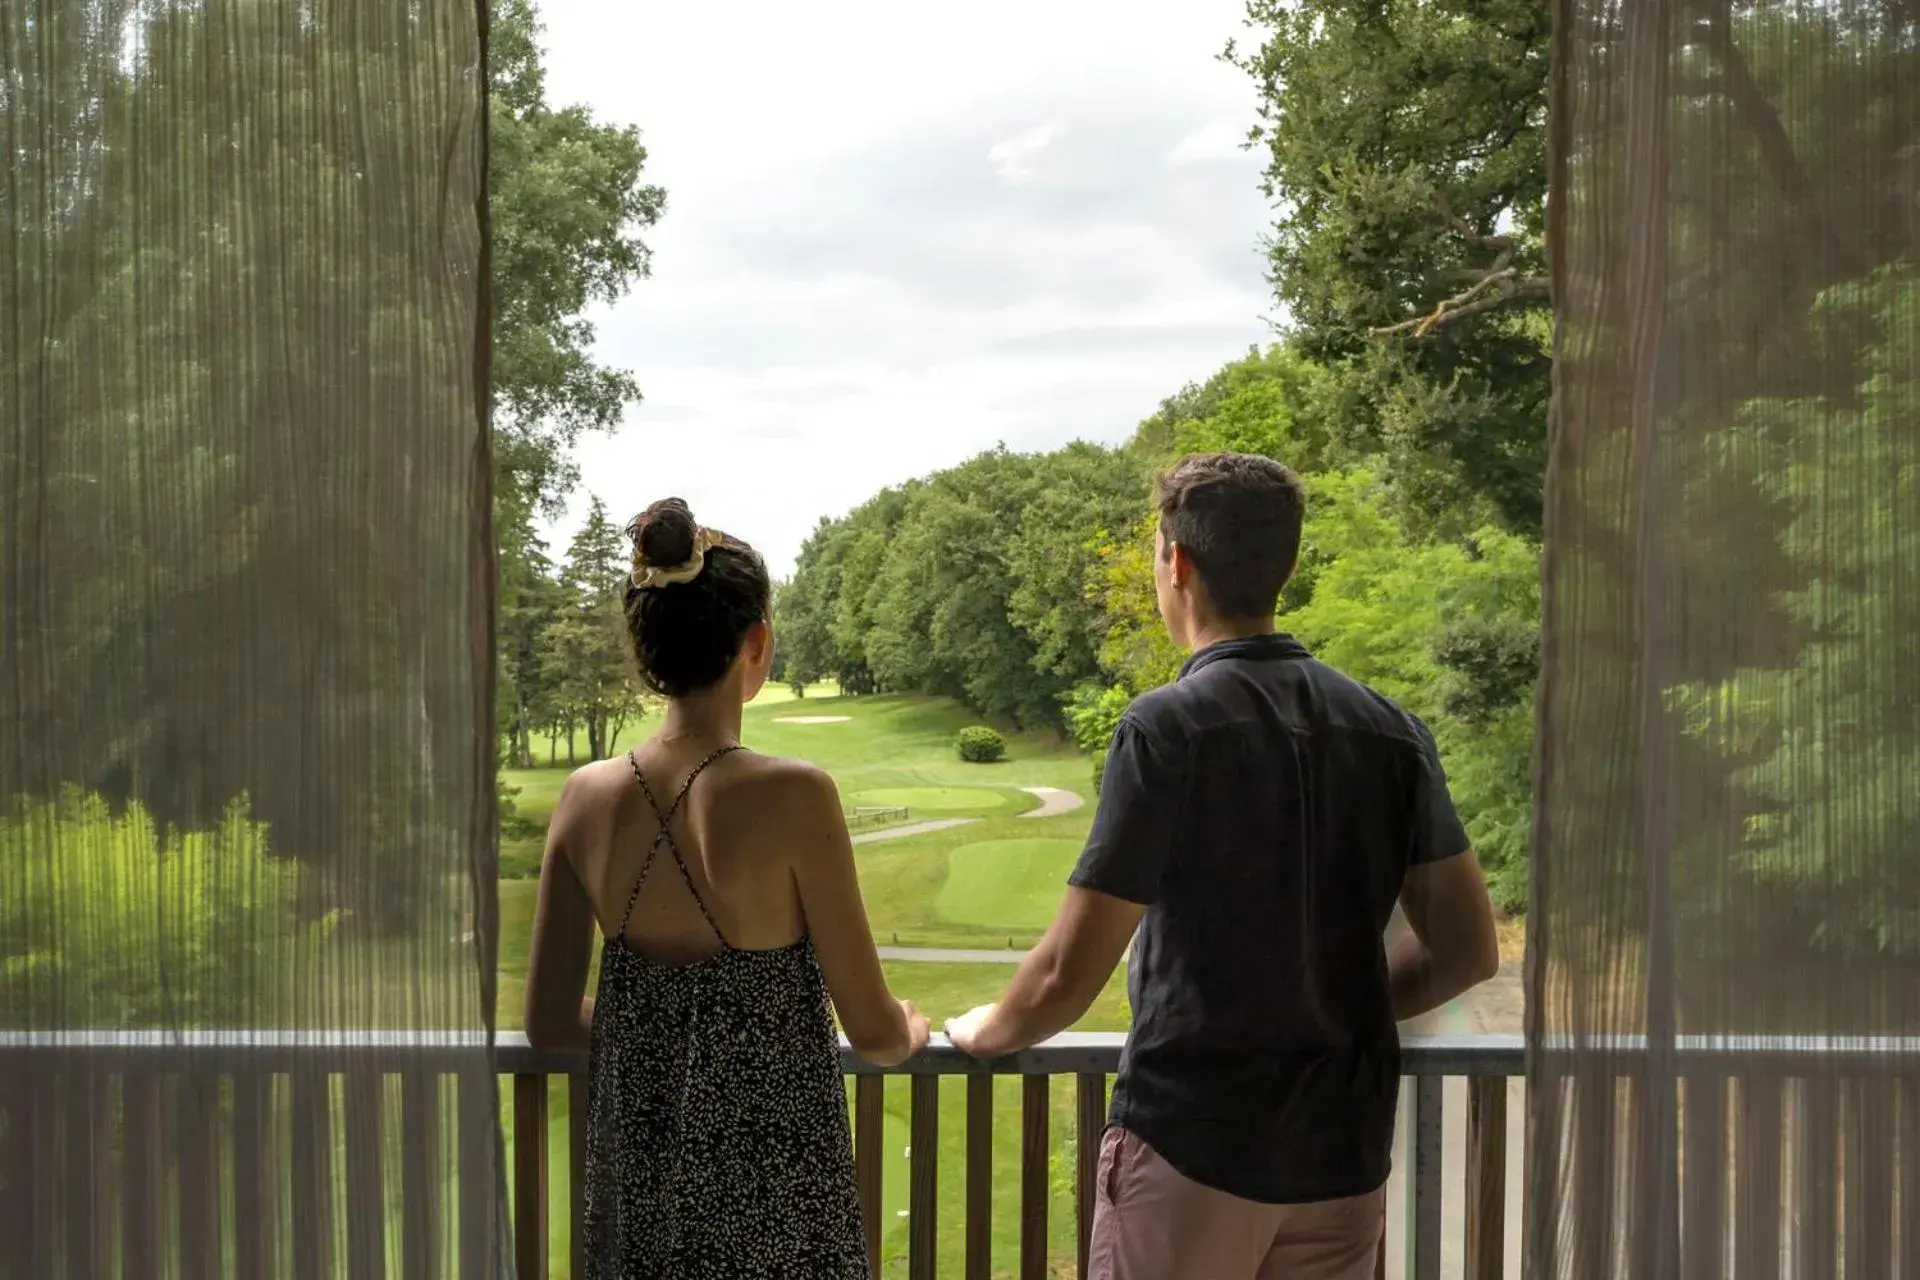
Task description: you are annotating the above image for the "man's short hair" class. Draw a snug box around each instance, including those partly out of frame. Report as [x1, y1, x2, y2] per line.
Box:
[1154, 452, 1305, 621]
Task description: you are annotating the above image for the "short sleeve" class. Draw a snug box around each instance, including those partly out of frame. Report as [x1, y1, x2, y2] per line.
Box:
[1067, 715, 1187, 905]
[1408, 717, 1471, 865]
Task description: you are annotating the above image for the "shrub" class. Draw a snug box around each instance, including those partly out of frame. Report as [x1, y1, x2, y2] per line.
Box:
[955, 726, 1007, 764]
[0, 790, 310, 1028]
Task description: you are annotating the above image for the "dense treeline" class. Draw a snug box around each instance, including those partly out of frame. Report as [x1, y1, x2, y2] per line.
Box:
[779, 346, 1542, 910]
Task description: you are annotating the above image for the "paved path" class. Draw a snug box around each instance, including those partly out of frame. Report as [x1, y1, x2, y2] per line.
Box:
[877, 946, 1030, 964]
[1019, 786, 1085, 819]
[850, 818, 977, 845]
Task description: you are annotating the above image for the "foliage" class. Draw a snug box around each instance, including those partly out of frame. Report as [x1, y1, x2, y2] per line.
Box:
[489, 0, 666, 518]
[1063, 682, 1133, 791]
[1283, 471, 1540, 909]
[781, 445, 1145, 729]
[955, 727, 1008, 765]
[1226, 0, 1552, 536]
[0, 793, 311, 1028]
[1667, 269, 1920, 959]
[540, 497, 646, 761]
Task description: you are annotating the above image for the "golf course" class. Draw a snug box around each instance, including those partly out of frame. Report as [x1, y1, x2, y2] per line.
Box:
[495, 681, 1127, 1277]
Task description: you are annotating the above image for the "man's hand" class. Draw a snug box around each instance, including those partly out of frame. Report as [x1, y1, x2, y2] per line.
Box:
[1390, 850, 1500, 1021]
[945, 1004, 999, 1059]
[901, 1000, 932, 1057]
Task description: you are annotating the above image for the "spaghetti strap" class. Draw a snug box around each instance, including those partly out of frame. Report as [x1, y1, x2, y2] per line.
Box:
[614, 744, 743, 946]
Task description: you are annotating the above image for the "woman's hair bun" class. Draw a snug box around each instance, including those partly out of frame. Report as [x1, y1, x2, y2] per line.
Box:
[621, 496, 773, 698]
[634, 498, 697, 567]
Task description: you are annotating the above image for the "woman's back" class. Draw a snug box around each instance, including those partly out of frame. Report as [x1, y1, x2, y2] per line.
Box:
[579, 746, 866, 1278]
[521, 499, 925, 1279]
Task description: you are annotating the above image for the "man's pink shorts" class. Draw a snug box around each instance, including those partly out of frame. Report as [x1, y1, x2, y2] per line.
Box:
[1087, 1127, 1385, 1280]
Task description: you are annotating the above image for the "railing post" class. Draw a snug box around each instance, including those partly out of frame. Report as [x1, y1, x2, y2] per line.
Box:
[64, 1068, 106, 1280]
[291, 1067, 335, 1280]
[402, 1070, 444, 1280]
[232, 1072, 276, 1280]
[909, 1075, 939, 1280]
[3, 1071, 53, 1279]
[1020, 1075, 1049, 1280]
[1075, 1073, 1106, 1280]
[458, 1067, 497, 1280]
[965, 1074, 992, 1280]
[1465, 1075, 1507, 1280]
[121, 1072, 162, 1280]
[347, 1068, 389, 1280]
[1793, 1077, 1838, 1280]
[1842, 1078, 1894, 1280]
[1900, 1080, 1920, 1280]
[570, 1073, 590, 1280]
[1735, 1075, 1783, 1280]
[513, 1074, 549, 1280]
[1404, 1076, 1442, 1280]
[1682, 1072, 1727, 1279]
[178, 1073, 223, 1280]
[855, 1075, 885, 1276]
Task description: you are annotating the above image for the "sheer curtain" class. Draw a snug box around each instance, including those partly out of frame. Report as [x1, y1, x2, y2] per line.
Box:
[1532, 0, 1919, 1275]
[0, 1, 502, 1276]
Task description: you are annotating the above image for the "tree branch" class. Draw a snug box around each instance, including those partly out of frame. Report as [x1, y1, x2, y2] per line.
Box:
[1370, 271, 1550, 338]
[1693, 2, 1811, 205]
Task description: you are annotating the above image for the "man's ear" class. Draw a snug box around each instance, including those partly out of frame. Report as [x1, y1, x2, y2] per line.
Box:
[1167, 540, 1193, 588]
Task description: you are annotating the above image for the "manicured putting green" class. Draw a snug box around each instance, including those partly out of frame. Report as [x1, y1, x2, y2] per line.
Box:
[850, 786, 999, 812]
[936, 837, 1082, 930]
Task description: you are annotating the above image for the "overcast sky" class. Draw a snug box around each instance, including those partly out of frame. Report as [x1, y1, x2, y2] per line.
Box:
[535, 0, 1278, 576]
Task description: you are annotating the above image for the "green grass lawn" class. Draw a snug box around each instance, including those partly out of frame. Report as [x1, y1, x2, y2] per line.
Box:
[937, 839, 1086, 932]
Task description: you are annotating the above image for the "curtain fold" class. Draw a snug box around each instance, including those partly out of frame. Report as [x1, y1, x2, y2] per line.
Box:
[0, 0, 502, 1275]
[1533, 0, 1919, 1275]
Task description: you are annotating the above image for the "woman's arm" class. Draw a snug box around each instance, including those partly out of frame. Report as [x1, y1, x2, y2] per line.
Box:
[787, 764, 928, 1067]
[523, 773, 598, 1052]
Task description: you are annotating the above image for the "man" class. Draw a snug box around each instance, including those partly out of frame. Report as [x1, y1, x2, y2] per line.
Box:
[946, 452, 1500, 1280]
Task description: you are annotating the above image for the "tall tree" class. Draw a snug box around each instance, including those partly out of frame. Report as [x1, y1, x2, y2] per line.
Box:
[544, 496, 642, 761]
[1227, 0, 1552, 536]
[489, 0, 665, 519]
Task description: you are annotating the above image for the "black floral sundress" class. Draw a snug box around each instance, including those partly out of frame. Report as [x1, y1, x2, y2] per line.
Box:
[581, 747, 869, 1279]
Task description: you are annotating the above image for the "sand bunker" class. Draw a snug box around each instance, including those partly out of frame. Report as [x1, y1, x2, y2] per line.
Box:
[1019, 786, 1085, 819]
[772, 715, 852, 724]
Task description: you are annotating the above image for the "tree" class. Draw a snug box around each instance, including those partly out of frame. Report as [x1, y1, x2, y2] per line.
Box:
[489, 0, 666, 520]
[543, 497, 643, 761]
[1227, 0, 1552, 536]
[0, 0, 667, 937]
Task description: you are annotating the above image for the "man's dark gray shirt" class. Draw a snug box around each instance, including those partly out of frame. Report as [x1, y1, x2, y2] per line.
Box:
[1070, 633, 1470, 1204]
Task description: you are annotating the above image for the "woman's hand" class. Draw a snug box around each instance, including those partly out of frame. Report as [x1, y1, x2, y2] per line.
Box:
[900, 999, 931, 1057]
[944, 1004, 999, 1059]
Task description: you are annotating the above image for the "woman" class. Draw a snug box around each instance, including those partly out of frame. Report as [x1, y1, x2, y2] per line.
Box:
[524, 497, 929, 1279]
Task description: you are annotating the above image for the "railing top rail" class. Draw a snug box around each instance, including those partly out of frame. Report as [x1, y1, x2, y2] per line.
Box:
[9, 1030, 1920, 1076]
[0, 1029, 1525, 1074]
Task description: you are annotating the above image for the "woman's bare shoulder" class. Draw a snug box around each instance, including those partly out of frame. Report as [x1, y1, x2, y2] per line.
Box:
[548, 758, 632, 830]
[710, 752, 840, 822]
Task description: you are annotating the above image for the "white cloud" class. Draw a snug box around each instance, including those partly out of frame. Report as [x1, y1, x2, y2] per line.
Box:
[531, 0, 1275, 576]
[988, 122, 1060, 185]
[1166, 118, 1247, 168]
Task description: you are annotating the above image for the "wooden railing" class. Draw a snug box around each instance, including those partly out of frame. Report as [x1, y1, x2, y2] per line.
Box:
[0, 1030, 1524, 1280]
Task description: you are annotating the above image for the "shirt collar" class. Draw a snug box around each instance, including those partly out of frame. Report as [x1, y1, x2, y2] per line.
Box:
[1179, 632, 1312, 680]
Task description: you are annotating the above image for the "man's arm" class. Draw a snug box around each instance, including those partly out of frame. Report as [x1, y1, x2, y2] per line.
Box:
[948, 714, 1179, 1059]
[1389, 850, 1500, 1021]
[946, 887, 1142, 1059]
[1388, 720, 1499, 1021]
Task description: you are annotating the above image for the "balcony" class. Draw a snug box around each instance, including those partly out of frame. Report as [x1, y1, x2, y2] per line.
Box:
[0, 1030, 1525, 1280]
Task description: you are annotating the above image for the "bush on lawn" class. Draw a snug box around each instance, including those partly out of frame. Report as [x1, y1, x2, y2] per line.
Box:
[955, 726, 1007, 764]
